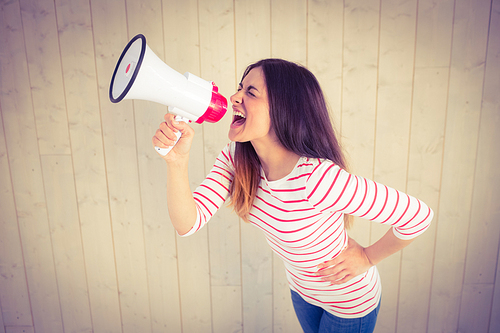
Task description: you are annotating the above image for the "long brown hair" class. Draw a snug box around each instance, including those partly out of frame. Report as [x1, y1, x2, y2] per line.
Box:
[229, 59, 352, 228]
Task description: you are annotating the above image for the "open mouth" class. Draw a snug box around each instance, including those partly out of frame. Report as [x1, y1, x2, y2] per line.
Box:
[232, 111, 246, 127]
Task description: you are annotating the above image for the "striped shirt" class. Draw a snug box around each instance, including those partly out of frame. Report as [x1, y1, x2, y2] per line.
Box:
[183, 142, 433, 318]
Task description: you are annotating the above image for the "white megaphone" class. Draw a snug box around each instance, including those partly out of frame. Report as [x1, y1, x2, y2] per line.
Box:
[109, 34, 227, 156]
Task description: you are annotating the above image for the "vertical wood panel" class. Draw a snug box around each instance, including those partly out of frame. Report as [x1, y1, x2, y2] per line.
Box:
[486, 4, 500, 333]
[462, 0, 500, 287]
[272, 253, 301, 333]
[40, 155, 93, 333]
[491, 244, 500, 333]
[208, 211, 242, 333]
[0, 106, 32, 328]
[307, 0, 344, 131]
[458, 284, 495, 332]
[397, 67, 448, 333]
[0, 311, 4, 333]
[57, 0, 123, 331]
[428, 0, 492, 331]
[460, 0, 500, 330]
[341, 0, 380, 247]
[414, 0, 455, 68]
[0, 1, 63, 332]
[374, 0, 417, 190]
[271, 0, 307, 63]
[341, 0, 381, 178]
[234, 0, 271, 73]
[372, 1, 418, 331]
[396, 1, 454, 331]
[211, 286, 243, 333]
[91, 0, 152, 331]
[18, 0, 71, 155]
[241, 224, 273, 333]
[139, 152, 182, 333]
[176, 229, 212, 333]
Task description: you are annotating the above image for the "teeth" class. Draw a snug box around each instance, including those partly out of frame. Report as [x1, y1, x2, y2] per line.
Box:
[233, 111, 246, 118]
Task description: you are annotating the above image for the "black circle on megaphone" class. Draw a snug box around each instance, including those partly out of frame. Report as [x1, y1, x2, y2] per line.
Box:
[109, 34, 146, 103]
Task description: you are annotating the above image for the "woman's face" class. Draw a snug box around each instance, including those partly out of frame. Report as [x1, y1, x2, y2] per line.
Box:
[228, 67, 275, 144]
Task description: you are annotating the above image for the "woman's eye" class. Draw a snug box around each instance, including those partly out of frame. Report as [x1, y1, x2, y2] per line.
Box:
[237, 87, 254, 97]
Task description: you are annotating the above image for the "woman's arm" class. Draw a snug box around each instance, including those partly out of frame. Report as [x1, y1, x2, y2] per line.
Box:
[153, 113, 197, 235]
[308, 162, 433, 284]
[316, 230, 414, 285]
[364, 228, 414, 265]
[165, 157, 197, 235]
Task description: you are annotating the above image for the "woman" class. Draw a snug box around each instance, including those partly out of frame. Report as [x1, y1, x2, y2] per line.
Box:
[153, 59, 433, 333]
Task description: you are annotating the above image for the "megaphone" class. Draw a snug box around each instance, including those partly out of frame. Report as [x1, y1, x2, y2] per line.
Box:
[109, 34, 227, 156]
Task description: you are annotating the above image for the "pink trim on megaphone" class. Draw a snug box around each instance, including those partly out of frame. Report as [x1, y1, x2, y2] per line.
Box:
[195, 83, 228, 124]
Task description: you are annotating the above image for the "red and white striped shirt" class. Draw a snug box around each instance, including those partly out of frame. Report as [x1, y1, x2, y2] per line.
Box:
[183, 142, 433, 318]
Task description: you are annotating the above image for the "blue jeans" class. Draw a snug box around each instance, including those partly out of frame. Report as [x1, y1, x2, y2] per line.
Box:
[291, 290, 380, 333]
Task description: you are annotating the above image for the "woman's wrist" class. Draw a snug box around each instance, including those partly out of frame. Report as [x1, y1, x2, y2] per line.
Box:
[363, 228, 415, 267]
[165, 154, 190, 169]
[363, 247, 376, 266]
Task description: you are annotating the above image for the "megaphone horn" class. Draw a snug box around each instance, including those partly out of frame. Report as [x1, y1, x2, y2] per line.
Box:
[109, 34, 227, 155]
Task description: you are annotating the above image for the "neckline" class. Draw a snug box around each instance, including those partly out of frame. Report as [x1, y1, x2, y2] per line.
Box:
[261, 156, 307, 185]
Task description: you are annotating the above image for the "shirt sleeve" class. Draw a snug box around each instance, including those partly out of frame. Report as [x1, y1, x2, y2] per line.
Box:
[179, 143, 235, 237]
[305, 159, 433, 240]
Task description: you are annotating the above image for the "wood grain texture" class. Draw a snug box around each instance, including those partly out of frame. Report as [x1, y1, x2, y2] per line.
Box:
[372, 1, 418, 331]
[484, 4, 500, 333]
[461, 1, 500, 331]
[0, 102, 32, 328]
[1, 1, 63, 332]
[57, 0, 123, 331]
[271, 0, 307, 63]
[397, 67, 447, 333]
[307, 0, 344, 136]
[40, 155, 92, 333]
[396, 0, 455, 327]
[428, 0, 492, 332]
[19, 0, 71, 155]
[341, 0, 380, 248]
[0, 1, 499, 332]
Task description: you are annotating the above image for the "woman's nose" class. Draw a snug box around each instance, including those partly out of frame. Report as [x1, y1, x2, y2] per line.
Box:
[230, 91, 242, 104]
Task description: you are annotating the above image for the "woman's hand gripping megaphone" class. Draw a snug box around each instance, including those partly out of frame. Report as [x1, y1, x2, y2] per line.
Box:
[153, 113, 195, 160]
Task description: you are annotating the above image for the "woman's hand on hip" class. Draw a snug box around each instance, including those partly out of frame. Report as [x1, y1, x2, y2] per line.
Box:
[316, 237, 374, 285]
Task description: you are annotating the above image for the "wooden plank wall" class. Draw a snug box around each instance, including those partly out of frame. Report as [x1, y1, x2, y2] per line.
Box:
[0, 0, 499, 332]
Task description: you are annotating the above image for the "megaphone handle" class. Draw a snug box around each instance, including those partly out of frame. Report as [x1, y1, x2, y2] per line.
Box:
[155, 116, 189, 156]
